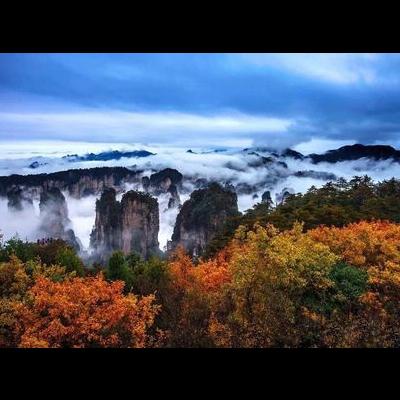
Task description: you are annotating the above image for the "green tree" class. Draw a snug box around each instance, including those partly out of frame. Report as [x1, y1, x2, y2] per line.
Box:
[106, 251, 133, 291]
[0, 237, 36, 263]
[55, 247, 84, 276]
[130, 256, 170, 296]
[330, 262, 368, 306]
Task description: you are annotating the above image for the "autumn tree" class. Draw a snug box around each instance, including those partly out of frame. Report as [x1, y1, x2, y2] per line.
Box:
[0, 256, 30, 347]
[18, 274, 160, 348]
[308, 220, 400, 268]
[158, 246, 232, 347]
[209, 223, 341, 347]
[308, 220, 400, 347]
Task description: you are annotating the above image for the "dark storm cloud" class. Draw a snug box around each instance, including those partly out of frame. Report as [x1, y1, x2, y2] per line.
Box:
[1, 53, 400, 149]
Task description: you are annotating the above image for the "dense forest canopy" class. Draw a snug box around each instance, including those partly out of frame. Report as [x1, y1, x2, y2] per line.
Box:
[204, 176, 400, 258]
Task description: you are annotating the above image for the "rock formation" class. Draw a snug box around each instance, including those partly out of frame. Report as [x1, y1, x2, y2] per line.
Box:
[281, 148, 305, 160]
[142, 176, 150, 192]
[7, 186, 34, 212]
[148, 168, 183, 195]
[0, 166, 143, 199]
[169, 182, 239, 258]
[261, 190, 273, 206]
[294, 170, 337, 180]
[144, 168, 183, 209]
[275, 187, 294, 205]
[236, 182, 256, 195]
[38, 187, 80, 251]
[90, 189, 160, 260]
[63, 149, 154, 162]
[308, 144, 400, 163]
[120, 191, 160, 258]
[90, 188, 122, 256]
[167, 184, 181, 209]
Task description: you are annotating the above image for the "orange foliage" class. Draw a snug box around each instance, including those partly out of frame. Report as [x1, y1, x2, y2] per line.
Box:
[308, 220, 400, 268]
[169, 246, 231, 295]
[3, 220, 400, 348]
[192, 249, 231, 294]
[18, 274, 159, 348]
[168, 247, 195, 292]
[308, 220, 400, 347]
[165, 246, 233, 347]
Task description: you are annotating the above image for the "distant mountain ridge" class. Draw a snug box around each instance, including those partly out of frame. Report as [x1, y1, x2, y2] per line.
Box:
[280, 144, 400, 163]
[308, 144, 400, 163]
[62, 149, 155, 163]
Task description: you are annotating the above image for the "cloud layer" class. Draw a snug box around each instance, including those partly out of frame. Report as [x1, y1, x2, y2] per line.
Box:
[2, 143, 400, 252]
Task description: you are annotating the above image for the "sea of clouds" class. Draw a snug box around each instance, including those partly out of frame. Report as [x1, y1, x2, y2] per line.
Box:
[1, 140, 400, 252]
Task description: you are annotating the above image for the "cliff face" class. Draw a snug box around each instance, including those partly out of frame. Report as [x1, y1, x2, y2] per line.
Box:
[7, 186, 34, 212]
[0, 167, 143, 199]
[120, 191, 159, 259]
[90, 189, 160, 260]
[144, 168, 183, 209]
[149, 168, 183, 194]
[167, 184, 181, 209]
[90, 188, 122, 256]
[38, 188, 80, 251]
[261, 190, 273, 205]
[170, 183, 239, 258]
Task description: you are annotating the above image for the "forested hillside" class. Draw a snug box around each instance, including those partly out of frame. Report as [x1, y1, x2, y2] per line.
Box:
[205, 176, 400, 258]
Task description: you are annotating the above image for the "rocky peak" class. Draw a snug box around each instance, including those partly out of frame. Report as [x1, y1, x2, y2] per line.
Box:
[120, 191, 160, 259]
[0, 166, 143, 199]
[149, 168, 183, 194]
[7, 186, 33, 212]
[90, 188, 160, 260]
[64, 149, 154, 162]
[38, 187, 80, 251]
[294, 170, 337, 180]
[90, 188, 122, 256]
[261, 190, 273, 206]
[167, 184, 181, 209]
[281, 148, 304, 160]
[39, 187, 68, 220]
[308, 144, 400, 163]
[169, 182, 239, 258]
[275, 187, 294, 205]
[145, 168, 183, 209]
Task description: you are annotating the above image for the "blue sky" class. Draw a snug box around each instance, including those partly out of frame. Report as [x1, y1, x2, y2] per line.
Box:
[1, 53, 400, 151]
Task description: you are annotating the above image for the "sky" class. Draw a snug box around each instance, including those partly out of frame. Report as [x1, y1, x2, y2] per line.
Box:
[1, 53, 400, 152]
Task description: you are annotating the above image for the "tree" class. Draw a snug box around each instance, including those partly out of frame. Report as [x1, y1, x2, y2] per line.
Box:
[0, 237, 36, 263]
[106, 251, 133, 290]
[203, 177, 400, 258]
[308, 220, 400, 347]
[18, 274, 160, 348]
[55, 247, 84, 276]
[158, 247, 229, 347]
[0, 256, 31, 347]
[308, 220, 400, 268]
[33, 239, 74, 266]
[0, 256, 30, 299]
[129, 256, 170, 297]
[210, 223, 340, 347]
[329, 262, 368, 310]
